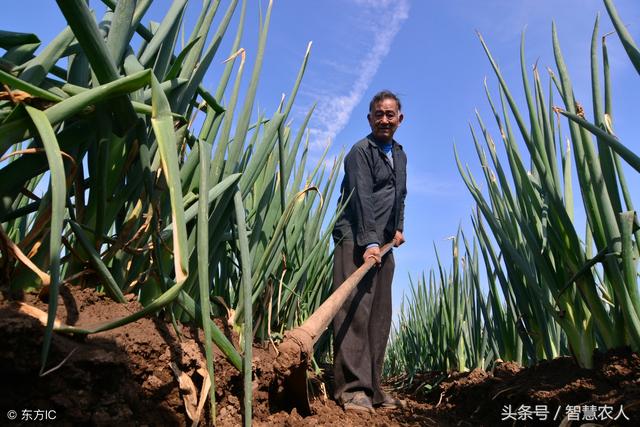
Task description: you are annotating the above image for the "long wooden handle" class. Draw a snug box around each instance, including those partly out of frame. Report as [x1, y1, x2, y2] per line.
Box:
[296, 240, 396, 346]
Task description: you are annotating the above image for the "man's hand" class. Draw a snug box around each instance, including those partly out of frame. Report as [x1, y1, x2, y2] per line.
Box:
[363, 245, 381, 265]
[393, 230, 405, 247]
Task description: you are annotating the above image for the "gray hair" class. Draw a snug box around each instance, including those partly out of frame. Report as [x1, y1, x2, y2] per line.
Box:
[368, 90, 401, 112]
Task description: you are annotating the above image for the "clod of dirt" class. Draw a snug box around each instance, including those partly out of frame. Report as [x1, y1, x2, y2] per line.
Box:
[492, 360, 521, 378]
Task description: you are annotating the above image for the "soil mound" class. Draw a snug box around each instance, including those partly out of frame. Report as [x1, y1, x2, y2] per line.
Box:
[1, 285, 639, 426]
[0, 286, 239, 425]
[413, 351, 639, 426]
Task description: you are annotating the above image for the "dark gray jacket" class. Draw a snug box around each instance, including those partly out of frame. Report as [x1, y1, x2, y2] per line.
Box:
[333, 134, 407, 247]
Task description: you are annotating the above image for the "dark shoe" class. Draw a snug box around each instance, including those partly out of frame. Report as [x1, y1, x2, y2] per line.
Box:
[342, 391, 375, 414]
[378, 393, 406, 410]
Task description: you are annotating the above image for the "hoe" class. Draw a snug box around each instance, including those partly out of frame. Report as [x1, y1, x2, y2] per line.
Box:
[271, 240, 396, 415]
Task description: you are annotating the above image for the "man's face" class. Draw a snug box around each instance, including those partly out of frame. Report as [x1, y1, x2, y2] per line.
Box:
[368, 98, 403, 143]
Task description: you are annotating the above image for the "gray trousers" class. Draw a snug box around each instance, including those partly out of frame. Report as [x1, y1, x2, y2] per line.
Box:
[332, 240, 394, 405]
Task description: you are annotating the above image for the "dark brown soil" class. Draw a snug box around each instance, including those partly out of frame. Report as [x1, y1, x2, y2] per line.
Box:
[421, 351, 640, 426]
[1, 285, 639, 426]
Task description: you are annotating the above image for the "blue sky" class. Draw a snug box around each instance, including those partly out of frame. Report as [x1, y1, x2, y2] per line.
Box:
[3, 0, 640, 318]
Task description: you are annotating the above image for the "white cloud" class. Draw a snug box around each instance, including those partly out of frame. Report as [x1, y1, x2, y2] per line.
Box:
[308, 0, 410, 149]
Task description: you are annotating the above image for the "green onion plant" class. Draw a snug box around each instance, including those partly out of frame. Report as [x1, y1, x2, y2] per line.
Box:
[0, 1, 342, 422]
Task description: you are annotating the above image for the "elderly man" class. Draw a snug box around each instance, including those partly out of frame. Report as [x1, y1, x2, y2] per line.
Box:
[332, 90, 407, 413]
